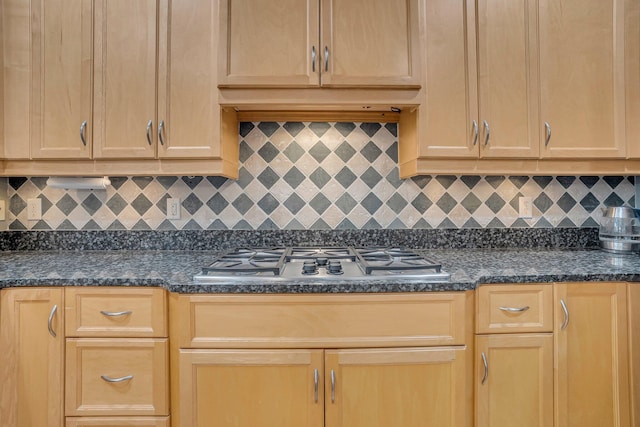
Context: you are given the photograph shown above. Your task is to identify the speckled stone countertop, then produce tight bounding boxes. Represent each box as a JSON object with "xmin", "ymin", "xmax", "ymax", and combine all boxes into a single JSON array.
[{"xmin": 1, "ymin": 248, "xmax": 640, "ymax": 293}]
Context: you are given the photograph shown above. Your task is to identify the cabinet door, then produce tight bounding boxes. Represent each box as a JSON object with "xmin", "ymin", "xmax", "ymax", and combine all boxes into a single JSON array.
[
  {"xmin": 477, "ymin": 0, "xmax": 539, "ymax": 158},
  {"xmin": 555, "ymin": 282, "xmax": 631, "ymax": 427},
  {"xmin": 218, "ymin": 0, "xmax": 320, "ymax": 87},
  {"xmin": 416, "ymin": 0, "xmax": 479, "ymax": 158},
  {"xmin": 324, "ymin": 347, "xmax": 467, "ymax": 427},
  {"xmin": 92, "ymin": 0, "xmax": 157, "ymax": 159},
  {"xmin": 157, "ymin": 0, "xmax": 222, "ymax": 158},
  {"xmin": 0, "ymin": 288, "xmax": 64, "ymax": 427},
  {"xmin": 476, "ymin": 334, "xmax": 553, "ymax": 427},
  {"xmin": 320, "ymin": 0, "xmax": 421, "ymax": 87},
  {"xmin": 539, "ymin": 0, "xmax": 626, "ymax": 158},
  {"xmin": 31, "ymin": 0, "xmax": 93, "ymax": 159},
  {"xmin": 178, "ymin": 349, "xmax": 324, "ymax": 427}
]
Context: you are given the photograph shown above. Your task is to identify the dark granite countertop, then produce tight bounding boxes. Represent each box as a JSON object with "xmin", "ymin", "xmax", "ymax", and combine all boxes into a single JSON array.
[{"xmin": 1, "ymin": 248, "xmax": 640, "ymax": 293}]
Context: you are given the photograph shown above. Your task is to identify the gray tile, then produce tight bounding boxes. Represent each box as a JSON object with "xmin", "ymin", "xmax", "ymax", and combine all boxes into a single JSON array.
[
  {"xmin": 361, "ymin": 193, "xmax": 382, "ymax": 214},
  {"xmin": 156, "ymin": 194, "xmax": 170, "ymax": 214},
  {"xmin": 239, "ymin": 122, "xmax": 255, "ymax": 137},
  {"xmin": 486, "ymin": 218, "xmax": 506, "ymax": 228},
  {"xmin": 335, "ymin": 141, "xmax": 357, "ymax": 162},
  {"xmin": 557, "ymin": 193, "xmax": 577, "ymax": 213},
  {"xmin": 335, "ymin": 122, "xmax": 356, "ymax": 137},
  {"xmin": 384, "ymin": 123, "xmax": 397, "ymax": 137},
  {"xmin": 257, "ymin": 141, "xmax": 279, "ymax": 162},
  {"xmin": 359, "ymin": 123, "xmax": 382, "ymax": 137},
  {"xmin": 257, "ymin": 167, "xmax": 280, "ymax": 189},
  {"xmin": 183, "ymin": 219, "xmax": 203, "ymax": 230},
  {"xmin": 579, "ymin": 176, "xmax": 599, "ymax": 188},
  {"xmin": 81, "ymin": 194, "xmax": 103, "ymax": 215},
  {"xmin": 182, "ymin": 176, "xmax": 203, "ymax": 189},
  {"xmin": 239, "ymin": 140, "xmax": 255, "ymax": 163},
  {"xmin": 461, "ymin": 193, "xmax": 482, "ymax": 214},
  {"xmin": 511, "ymin": 218, "xmax": 530, "ymax": 227},
  {"xmin": 411, "ymin": 193, "xmax": 432, "ymax": 214},
  {"xmin": 558, "ymin": 218, "xmax": 578, "ymax": 227},
  {"xmin": 309, "ymin": 194, "xmax": 331, "ymax": 214},
  {"xmin": 361, "ymin": 141, "xmax": 383, "ymax": 163},
  {"xmin": 257, "ymin": 194, "xmax": 279, "ymax": 214},
  {"xmin": 132, "ymin": 176, "xmax": 153, "ymax": 189},
  {"xmin": 81, "ymin": 219, "xmax": 101, "ymax": 230},
  {"xmin": 603, "ymin": 176, "xmax": 625, "ymax": 189},
  {"xmin": 32, "ymin": 220, "xmax": 51, "ymax": 230},
  {"xmin": 130, "ymin": 194, "xmax": 153, "ymax": 216},
  {"xmin": 581, "ymin": 217, "xmax": 599, "ymax": 227},
  {"xmin": 107, "ymin": 220, "xmax": 126, "ymax": 230},
  {"xmin": 485, "ymin": 176, "xmax": 506, "ymax": 189},
  {"xmin": 40, "ymin": 196, "xmax": 53, "ymax": 215},
  {"xmin": 283, "ymin": 122, "xmax": 305, "ymax": 137},
  {"xmin": 236, "ymin": 167, "xmax": 254, "ymax": 189},
  {"xmin": 206, "ymin": 193, "xmax": 229, "ymax": 215},
  {"xmin": 412, "ymin": 176, "xmax": 431, "ymax": 189},
  {"xmin": 413, "ymin": 218, "xmax": 431, "ymax": 229},
  {"xmin": 556, "ymin": 176, "xmax": 576, "ymax": 188},
  {"xmin": 309, "ymin": 122, "xmax": 331, "ymax": 137},
  {"xmin": 436, "ymin": 193, "xmax": 457, "ymax": 214},
  {"xmin": 336, "ymin": 193, "xmax": 358, "ymax": 214},
  {"xmin": 360, "ymin": 167, "xmax": 382, "ymax": 189},
  {"xmin": 385, "ymin": 142, "xmax": 398, "ymax": 163},
  {"xmin": 257, "ymin": 122, "xmax": 280, "ymax": 137},
  {"xmin": 206, "ymin": 176, "xmax": 229, "ymax": 189},
  {"xmin": 308, "ymin": 141, "xmax": 331, "ymax": 162},
  {"xmin": 603, "ymin": 193, "xmax": 624, "ymax": 207},
  {"xmin": 461, "ymin": 176, "xmax": 481, "ymax": 189},
  {"xmin": 284, "ymin": 193, "xmax": 306, "ymax": 214},
  {"xmin": 579, "ymin": 193, "xmax": 599, "ymax": 212},
  {"xmin": 362, "ymin": 218, "xmax": 382, "ymax": 229},
  {"xmin": 336, "ymin": 218, "xmax": 357, "ymax": 229},
  {"xmin": 385, "ymin": 169, "xmax": 403, "ymax": 189},
  {"xmin": 283, "ymin": 141, "xmax": 305, "ymax": 163},
  {"xmin": 436, "ymin": 175, "xmax": 457, "ymax": 189},
  {"xmin": 533, "ymin": 176, "xmax": 553, "ymax": 189},
  {"xmin": 533, "ymin": 217, "xmax": 553, "ymax": 228},
  {"xmin": 258, "ymin": 218, "xmax": 279, "ymax": 230},
  {"xmin": 182, "ymin": 194, "xmax": 204, "ymax": 215},
  {"xmin": 106, "ymin": 194, "xmax": 127, "ymax": 215},
  {"xmin": 335, "ymin": 167, "xmax": 357, "ymax": 189},
  {"xmin": 309, "ymin": 168, "xmax": 331, "ymax": 189},
  {"xmin": 388, "ymin": 218, "xmax": 407, "ymax": 229},
  {"xmin": 282, "ymin": 167, "xmax": 306, "ymax": 189},
  {"xmin": 437, "ymin": 218, "xmax": 457, "ymax": 228},
  {"xmin": 485, "ymin": 193, "xmax": 506, "ymax": 214},
  {"xmin": 10, "ymin": 195, "xmax": 26, "ymax": 215},
  {"xmin": 132, "ymin": 219, "xmax": 152, "ymax": 230},
  {"xmin": 386, "ymin": 193, "xmax": 408, "ymax": 214},
  {"xmin": 157, "ymin": 219, "xmax": 178, "ymax": 230},
  {"xmin": 207, "ymin": 219, "xmax": 228, "ymax": 230},
  {"xmin": 284, "ymin": 218, "xmax": 305, "ymax": 229},
  {"xmin": 462, "ymin": 218, "xmax": 482, "ymax": 228},
  {"xmin": 233, "ymin": 219, "xmax": 252, "ymax": 229},
  {"xmin": 9, "ymin": 220, "xmax": 26, "ymax": 230},
  {"xmin": 109, "ymin": 177, "xmax": 128, "ymax": 190},
  {"xmin": 508, "ymin": 176, "xmax": 529, "ymax": 189},
  {"xmin": 232, "ymin": 194, "xmax": 254, "ymax": 215},
  {"xmin": 32, "ymin": 177, "xmax": 48, "ymax": 190},
  {"xmin": 157, "ymin": 176, "xmax": 179, "ymax": 189},
  {"xmin": 9, "ymin": 177, "xmax": 28, "ymax": 190},
  {"xmin": 534, "ymin": 193, "xmax": 554, "ymax": 213},
  {"xmin": 311, "ymin": 218, "xmax": 332, "ymax": 229}
]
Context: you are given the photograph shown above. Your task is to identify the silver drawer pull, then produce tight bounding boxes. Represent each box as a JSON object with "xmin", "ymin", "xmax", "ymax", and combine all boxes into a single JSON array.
[
  {"xmin": 313, "ymin": 369, "xmax": 319, "ymax": 403},
  {"xmin": 330, "ymin": 370, "xmax": 336, "ymax": 403},
  {"xmin": 48, "ymin": 305, "xmax": 58, "ymax": 337},
  {"xmin": 101, "ymin": 374, "xmax": 134, "ymax": 383},
  {"xmin": 481, "ymin": 352, "xmax": 488, "ymax": 385},
  {"xmin": 100, "ymin": 310, "xmax": 133, "ymax": 317},
  {"xmin": 498, "ymin": 306, "xmax": 530, "ymax": 313}
]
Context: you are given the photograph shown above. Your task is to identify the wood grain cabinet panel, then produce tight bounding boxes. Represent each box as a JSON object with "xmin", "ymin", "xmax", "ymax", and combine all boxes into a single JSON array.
[{"xmin": 66, "ymin": 417, "xmax": 170, "ymax": 427}]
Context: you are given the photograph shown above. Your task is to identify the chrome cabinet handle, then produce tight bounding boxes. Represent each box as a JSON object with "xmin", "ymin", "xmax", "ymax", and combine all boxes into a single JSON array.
[
  {"xmin": 330, "ymin": 370, "xmax": 336, "ymax": 403},
  {"xmin": 80, "ymin": 121, "xmax": 88, "ymax": 146},
  {"xmin": 48, "ymin": 305, "xmax": 58, "ymax": 338},
  {"xmin": 472, "ymin": 120, "xmax": 479, "ymax": 146},
  {"xmin": 101, "ymin": 374, "xmax": 134, "ymax": 383},
  {"xmin": 158, "ymin": 120, "xmax": 165, "ymax": 146},
  {"xmin": 499, "ymin": 306, "xmax": 530, "ymax": 313},
  {"xmin": 324, "ymin": 46, "xmax": 329, "ymax": 72},
  {"xmin": 481, "ymin": 352, "xmax": 488, "ymax": 385},
  {"xmin": 313, "ymin": 369, "xmax": 319, "ymax": 402},
  {"xmin": 311, "ymin": 46, "xmax": 316, "ymax": 72},
  {"xmin": 100, "ymin": 310, "xmax": 132, "ymax": 317},
  {"xmin": 560, "ymin": 299, "xmax": 569, "ymax": 330},
  {"xmin": 544, "ymin": 122, "xmax": 551, "ymax": 146},
  {"xmin": 483, "ymin": 120, "xmax": 490, "ymax": 145},
  {"xmin": 146, "ymin": 119, "xmax": 153, "ymax": 145}
]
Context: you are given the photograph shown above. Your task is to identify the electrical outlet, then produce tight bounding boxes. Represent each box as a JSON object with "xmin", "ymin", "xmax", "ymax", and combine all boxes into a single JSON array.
[
  {"xmin": 0, "ymin": 200, "xmax": 5, "ymax": 221},
  {"xmin": 518, "ymin": 196, "xmax": 533, "ymax": 218},
  {"xmin": 27, "ymin": 198, "xmax": 42, "ymax": 220},
  {"xmin": 167, "ymin": 198, "xmax": 181, "ymax": 220}
]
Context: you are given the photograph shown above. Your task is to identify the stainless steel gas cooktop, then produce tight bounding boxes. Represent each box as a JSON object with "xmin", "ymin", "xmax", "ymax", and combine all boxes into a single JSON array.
[{"xmin": 193, "ymin": 247, "xmax": 450, "ymax": 284}]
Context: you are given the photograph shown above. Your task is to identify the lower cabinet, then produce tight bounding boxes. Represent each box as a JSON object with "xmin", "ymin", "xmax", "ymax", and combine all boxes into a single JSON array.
[{"xmin": 170, "ymin": 292, "xmax": 473, "ymax": 427}]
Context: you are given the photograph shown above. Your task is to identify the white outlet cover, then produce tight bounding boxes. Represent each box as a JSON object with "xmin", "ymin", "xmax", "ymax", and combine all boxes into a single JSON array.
[
  {"xmin": 167, "ymin": 198, "xmax": 181, "ymax": 220},
  {"xmin": 27, "ymin": 198, "xmax": 42, "ymax": 220}
]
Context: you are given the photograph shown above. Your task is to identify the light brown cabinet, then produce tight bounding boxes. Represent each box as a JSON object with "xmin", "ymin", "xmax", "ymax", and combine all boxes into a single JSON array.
[
  {"xmin": 218, "ymin": 0, "xmax": 421, "ymax": 88},
  {"xmin": 0, "ymin": 288, "xmax": 65, "ymax": 427},
  {"xmin": 170, "ymin": 293, "xmax": 472, "ymax": 427}
]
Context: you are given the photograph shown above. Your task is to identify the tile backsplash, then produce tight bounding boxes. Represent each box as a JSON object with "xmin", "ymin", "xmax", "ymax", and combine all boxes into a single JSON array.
[{"xmin": 4, "ymin": 122, "xmax": 635, "ymax": 231}]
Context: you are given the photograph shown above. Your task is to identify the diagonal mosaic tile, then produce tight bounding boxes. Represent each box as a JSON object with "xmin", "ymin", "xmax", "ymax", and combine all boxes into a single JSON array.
[{"xmin": 3, "ymin": 122, "xmax": 637, "ymax": 230}]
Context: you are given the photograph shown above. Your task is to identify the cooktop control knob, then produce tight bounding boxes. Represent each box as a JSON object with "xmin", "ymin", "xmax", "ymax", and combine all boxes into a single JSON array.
[
  {"xmin": 302, "ymin": 260, "xmax": 318, "ymax": 275},
  {"xmin": 327, "ymin": 260, "xmax": 343, "ymax": 275}
]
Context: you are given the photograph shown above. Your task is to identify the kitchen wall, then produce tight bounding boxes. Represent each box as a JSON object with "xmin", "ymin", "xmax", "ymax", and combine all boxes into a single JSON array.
[{"xmin": 2, "ymin": 122, "xmax": 635, "ymax": 231}]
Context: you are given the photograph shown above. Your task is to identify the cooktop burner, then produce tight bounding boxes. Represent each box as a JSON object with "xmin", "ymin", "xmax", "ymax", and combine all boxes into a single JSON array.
[{"xmin": 194, "ymin": 247, "xmax": 450, "ymax": 284}]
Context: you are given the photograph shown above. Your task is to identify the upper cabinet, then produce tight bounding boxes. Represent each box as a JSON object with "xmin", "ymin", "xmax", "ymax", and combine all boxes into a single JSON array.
[
  {"xmin": 218, "ymin": 0, "xmax": 421, "ymax": 88},
  {"xmin": 1, "ymin": 0, "xmax": 239, "ymax": 177}
]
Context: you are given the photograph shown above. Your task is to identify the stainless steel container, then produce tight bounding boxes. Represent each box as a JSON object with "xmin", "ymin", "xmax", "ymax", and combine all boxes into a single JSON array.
[{"xmin": 599, "ymin": 206, "xmax": 640, "ymax": 253}]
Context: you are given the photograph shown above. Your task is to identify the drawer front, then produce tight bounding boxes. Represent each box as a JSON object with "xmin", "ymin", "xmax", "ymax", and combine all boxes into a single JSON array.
[
  {"xmin": 477, "ymin": 284, "xmax": 553, "ymax": 333},
  {"xmin": 65, "ymin": 338, "xmax": 169, "ymax": 416},
  {"xmin": 172, "ymin": 292, "xmax": 470, "ymax": 348},
  {"xmin": 66, "ymin": 417, "xmax": 170, "ymax": 426},
  {"xmin": 66, "ymin": 288, "xmax": 167, "ymax": 337}
]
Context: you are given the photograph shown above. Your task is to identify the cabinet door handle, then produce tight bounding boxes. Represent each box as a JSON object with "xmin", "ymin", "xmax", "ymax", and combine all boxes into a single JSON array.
[
  {"xmin": 158, "ymin": 120, "xmax": 165, "ymax": 146},
  {"xmin": 311, "ymin": 46, "xmax": 316, "ymax": 73},
  {"xmin": 472, "ymin": 120, "xmax": 479, "ymax": 146},
  {"xmin": 80, "ymin": 121, "xmax": 88, "ymax": 146},
  {"xmin": 481, "ymin": 352, "xmax": 488, "ymax": 385},
  {"xmin": 544, "ymin": 122, "xmax": 551, "ymax": 146},
  {"xmin": 146, "ymin": 119, "xmax": 153, "ymax": 145},
  {"xmin": 101, "ymin": 374, "xmax": 134, "ymax": 383},
  {"xmin": 48, "ymin": 304, "xmax": 58, "ymax": 338},
  {"xmin": 560, "ymin": 298, "xmax": 569, "ymax": 330},
  {"xmin": 499, "ymin": 306, "xmax": 530, "ymax": 313},
  {"xmin": 100, "ymin": 310, "xmax": 133, "ymax": 317},
  {"xmin": 330, "ymin": 369, "xmax": 336, "ymax": 403},
  {"xmin": 324, "ymin": 46, "xmax": 329, "ymax": 72},
  {"xmin": 313, "ymin": 369, "xmax": 319, "ymax": 402},
  {"xmin": 483, "ymin": 120, "xmax": 490, "ymax": 145}
]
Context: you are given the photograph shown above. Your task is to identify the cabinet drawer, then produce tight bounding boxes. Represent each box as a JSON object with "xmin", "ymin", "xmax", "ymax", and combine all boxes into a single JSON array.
[
  {"xmin": 66, "ymin": 417, "xmax": 170, "ymax": 426},
  {"xmin": 477, "ymin": 284, "xmax": 553, "ymax": 333},
  {"xmin": 172, "ymin": 292, "xmax": 470, "ymax": 348},
  {"xmin": 66, "ymin": 288, "xmax": 167, "ymax": 337},
  {"xmin": 65, "ymin": 338, "xmax": 169, "ymax": 416}
]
